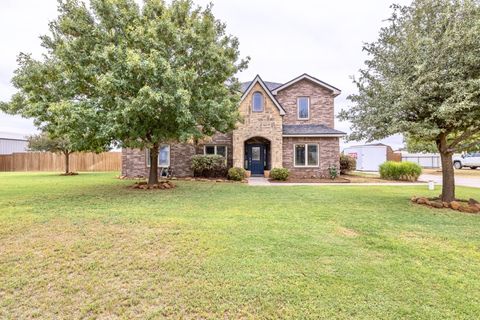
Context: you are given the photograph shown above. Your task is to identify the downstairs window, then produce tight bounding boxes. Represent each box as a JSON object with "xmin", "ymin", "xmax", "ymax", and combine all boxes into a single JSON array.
[
  {"xmin": 146, "ymin": 145, "xmax": 170, "ymax": 167},
  {"xmin": 294, "ymin": 144, "xmax": 319, "ymax": 167}
]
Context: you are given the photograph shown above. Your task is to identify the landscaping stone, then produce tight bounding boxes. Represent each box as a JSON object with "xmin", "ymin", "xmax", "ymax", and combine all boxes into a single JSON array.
[
  {"xmin": 413, "ymin": 196, "xmax": 480, "ymax": 214},
  {"xmin": 430, "ymin": 201, "xmax": 444, "ymax": 208},
  {"xmin": 450, "ymin": 201, "xmax": 461, "ymax": 210},
  {"xmin": 468, "ymin": 198, "xmax": 479, "ymax": 206},
  {"xmin": 459, "ymin": 205, "xmax": 478, "ymax": 214},
  {"xmin": 131, "ymin": 180, "xmax": 175, "ymax": 190},
  {"xmin": 416, "ymin": 197, "xmax": 428, "ymax": 204}
]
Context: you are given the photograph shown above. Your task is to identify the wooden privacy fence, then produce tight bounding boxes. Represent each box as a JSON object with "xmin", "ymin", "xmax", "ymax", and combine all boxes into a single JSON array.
[{"xmin": 0, "ymin": 152, "xmax": 121, "ymax": 172}]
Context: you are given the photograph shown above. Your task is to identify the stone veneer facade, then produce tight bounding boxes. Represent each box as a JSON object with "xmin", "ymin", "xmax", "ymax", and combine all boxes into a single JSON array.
[
  {"xmin": 232, "ymin": 82, "xmax": 283, "ymax": 169},
  {"xmin": 121, "ymin": 75, "xmax": 342, "ymax": 179}
]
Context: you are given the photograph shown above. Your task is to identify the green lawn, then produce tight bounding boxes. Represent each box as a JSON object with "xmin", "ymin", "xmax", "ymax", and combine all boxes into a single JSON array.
[{"xmin": 1, "ymin": 172, "xmax": 479, "ymax": 319}]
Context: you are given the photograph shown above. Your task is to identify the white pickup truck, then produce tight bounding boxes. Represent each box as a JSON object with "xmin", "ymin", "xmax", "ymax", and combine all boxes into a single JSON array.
[{"xmin": 453, "ymin": 153, "xmax": 480, "ymax": 169}]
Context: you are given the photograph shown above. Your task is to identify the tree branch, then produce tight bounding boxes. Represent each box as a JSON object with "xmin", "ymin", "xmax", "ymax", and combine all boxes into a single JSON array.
[
  {"xmin": 452, "ymin": 140, "xmax": 480, "ymax": 153},
  {"xmin": 447, "ymin": 128, "xmax": 480, "ymax": 149}
]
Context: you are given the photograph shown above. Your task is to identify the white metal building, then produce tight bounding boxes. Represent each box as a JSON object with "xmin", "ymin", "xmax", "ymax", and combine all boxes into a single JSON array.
[
  {"xmin": 343, "ymin": 143, "xmax": 396, "ymax": 171},
  {"xmin": 0, "ymin": 132, "xmax": 28, "ymax": 155}
]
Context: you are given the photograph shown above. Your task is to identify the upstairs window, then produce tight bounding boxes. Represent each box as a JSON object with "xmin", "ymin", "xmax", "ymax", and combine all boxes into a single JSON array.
[
  {"xmin": 252, "ymin": 92, "xmax": 264, "ymax": 112},
  {"xmin": 297, "ymin": 97, "xmax": 310, "ymax": 119}
]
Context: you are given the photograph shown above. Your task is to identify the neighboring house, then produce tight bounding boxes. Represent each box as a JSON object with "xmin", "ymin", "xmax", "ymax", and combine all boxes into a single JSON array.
[
  {"xmin": 343, "ymin": 143, "xmax": 401, "ymax": 171},
  {"xmin": 122, "ymin": 73, "xmax": 345, "ymax": 178},
  {"xmin": 0, "ymin": 132, "xmax": 28, "ymax": 155}
]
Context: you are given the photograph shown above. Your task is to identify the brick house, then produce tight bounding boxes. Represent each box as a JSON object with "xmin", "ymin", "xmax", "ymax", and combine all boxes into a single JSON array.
[{"xmin": 122, "ymin": 73, "xmax": 345, "ymax": 178}]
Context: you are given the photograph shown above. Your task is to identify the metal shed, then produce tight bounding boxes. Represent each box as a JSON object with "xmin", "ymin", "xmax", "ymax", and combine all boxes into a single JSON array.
[
  {"xmin": 0, "ymin": 132, "xmax": 28, "ymax": 155},
  {"xmin": 343, "ymin": 143, "xmax": 400, "ymax": 172}
]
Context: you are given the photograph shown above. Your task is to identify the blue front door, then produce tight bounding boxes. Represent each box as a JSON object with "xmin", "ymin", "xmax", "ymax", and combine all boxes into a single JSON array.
[{"xmin": 248, "ymin": 144, "xmax": 265, "ymax": 175}]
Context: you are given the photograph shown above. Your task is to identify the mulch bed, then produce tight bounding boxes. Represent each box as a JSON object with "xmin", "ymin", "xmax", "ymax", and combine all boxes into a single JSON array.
[
  {"xmin": 270, "ymin": 177, "xmax": 351, "ymax": 183},
  {"xmin": 412, "ymin": 196, "xmax": 480, "ymax": 214}
]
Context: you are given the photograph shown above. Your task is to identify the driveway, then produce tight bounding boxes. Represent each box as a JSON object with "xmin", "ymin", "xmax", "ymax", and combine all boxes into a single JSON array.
[{"xmin": 420, "ymin": 174, "xmax": 480, "ymax": 188}]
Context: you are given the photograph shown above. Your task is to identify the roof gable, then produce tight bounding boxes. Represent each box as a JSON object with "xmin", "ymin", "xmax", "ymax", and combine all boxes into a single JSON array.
[
  {"xmin": 271, "ymin": 73, "xmax": 341, "ymax": 96},
  {"xmin": 240, "ymin": 75, "xmax": 286, "ymax": 115}
]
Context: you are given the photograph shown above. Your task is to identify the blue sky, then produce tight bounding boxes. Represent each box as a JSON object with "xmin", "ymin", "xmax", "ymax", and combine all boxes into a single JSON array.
[{"xmin": 0, "ymin": 0, "xmax": 410, "ymax": 149}]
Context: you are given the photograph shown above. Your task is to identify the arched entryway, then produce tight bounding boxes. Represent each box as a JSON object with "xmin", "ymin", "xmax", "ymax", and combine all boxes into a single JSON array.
[{"xmin": 244, "ymin": 137, "xmax": 271, "ymax": 176}]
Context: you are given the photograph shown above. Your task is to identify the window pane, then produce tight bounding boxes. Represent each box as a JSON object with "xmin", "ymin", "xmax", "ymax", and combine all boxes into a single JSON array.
[
  {"xmin": 253, "ymin": 92, "xmax": 263, "ymax": 112},
  {"xmin": 252, "ymin": 147, "xmax": 261, "ymax": 161},
  {"xmin": 216, "ymin": 146, "xmax": 226, "ymax": 157},
  {"xmin": 159, "ymin": 145, "xmax": 169, "ymax": 166},
  {"xmin": 298, "ymin": 97, "xmax": 309, "ymax": 119},
  {"xmin": 146, "ymin": 149, "xmax": 151, "ymax": 167},
  {"xmin": 205, "ymin": 146, "xmax": 215, "ymax": 155},
  {"xmin": 307, "ymin": 144, "xmax": 318, "ymax": 166},
  {"xmin": 295, "ymin": 145, "xmax": 306, "ymax": 166}
]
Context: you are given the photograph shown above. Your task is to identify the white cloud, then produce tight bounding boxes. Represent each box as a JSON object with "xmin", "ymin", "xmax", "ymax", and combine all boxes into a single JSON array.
[{"xmin": 0, "ymin": 0, "xmax": 411, "ymax": 149}]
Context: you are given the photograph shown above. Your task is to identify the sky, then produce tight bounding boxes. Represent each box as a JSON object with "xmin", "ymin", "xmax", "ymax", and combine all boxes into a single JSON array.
[{"xmin": 0, "ymin": 0, "xmax": 410, "ymax": 149}]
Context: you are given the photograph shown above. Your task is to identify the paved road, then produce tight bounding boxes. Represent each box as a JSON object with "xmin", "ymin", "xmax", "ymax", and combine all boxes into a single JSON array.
[{"xmin": 420, "ymin": 174, "xmax": 480, "ymax": 188}]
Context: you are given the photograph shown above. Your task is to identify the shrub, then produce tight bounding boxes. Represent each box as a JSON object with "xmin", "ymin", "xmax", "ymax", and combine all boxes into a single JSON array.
[
  {"xmin": 228, "ymin": 167, "xmax": 246, "ymax": 181},
  {"xmin": 379, "ymin": 161, "xmax": 422, "ymax": 181},
  {"xmin": 191, "ymin": 155, "xmax": 227, "ymax": 178},
  {"xmin": 340, "ymin": 154, "xmax": 356, "ymax": 174},
  {"xmin": 328, "ymin": 165, "xmax": 338, "ymax": 180},
  {"xmin": 270, "ymin": 168, "xmax": 289, "ymax": 181}
]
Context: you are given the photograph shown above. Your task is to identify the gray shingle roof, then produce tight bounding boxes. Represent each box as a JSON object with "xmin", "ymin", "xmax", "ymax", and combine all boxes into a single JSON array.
[
  {"xmin": 283, "ymin": 124, "xmax": 346, "ymax": 136},
  {"xmin": 241, "ymin": 81, "xmax": 283, "ymax": 93}
]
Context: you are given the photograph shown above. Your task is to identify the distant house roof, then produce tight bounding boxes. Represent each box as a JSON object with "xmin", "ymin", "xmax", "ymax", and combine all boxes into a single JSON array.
[
  {"xmin": 346, "ymin": 143, "xmax": 391, "ymax": 148},
  {"xmin": 283, "ymin": 124, "xmax": 346, "ymax": 137}
]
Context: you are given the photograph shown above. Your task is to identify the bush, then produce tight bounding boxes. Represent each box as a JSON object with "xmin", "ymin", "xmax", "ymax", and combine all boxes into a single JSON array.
[
  {"xmin": 328, "ymin": 165, "xmax": 338, "ymax": 180},
  {"xmin": 228, "ymin": 167, "xmax": 246, "ymax": 181},
  {"xmin": 379, "ymin": 161, "xmax": 422, "ymax": 181},
  {"xmin": 191, "ymin": 155, "xmax": 227, "ymax": 178},
  {"xmin": 270, "ymin": 168, "xmax": 289, "ymax": 181},
  {"xmin": 340, "ymin": 154, "xmax": 356, "ymax": 174}
]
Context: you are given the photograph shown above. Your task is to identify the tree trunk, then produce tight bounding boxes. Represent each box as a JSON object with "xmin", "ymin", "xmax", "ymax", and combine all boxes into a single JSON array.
[
  {"xmin": 148, "ymin": 144, "xmax": 159, "ymax": 185},
  {"xmin": 64, "ymin": 151, "xmax": 70, "ymax": 174},
  {"xmin": 437, "ymin": 135, "xmax": 455, "ymax": 202}
]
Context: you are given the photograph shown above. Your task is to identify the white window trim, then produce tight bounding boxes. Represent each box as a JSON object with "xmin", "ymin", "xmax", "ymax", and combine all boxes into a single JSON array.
[
  {"xmin": 252, "ymin": 91, "xmax": 264, "ymax": 112},
  {"xmin": 146, "ymin": 144, "xmax": 170, "ymax": 167},
  {"xmin": 293, "ymin": 143, "xmax": 319, "ymax": 167},
  {"xmin": 297, "ymin": 97, "xmax": 310, "ymax": 120},
  {"xmin": 204, "ymin": 145, "xmax": 228, "ymax": 157}
]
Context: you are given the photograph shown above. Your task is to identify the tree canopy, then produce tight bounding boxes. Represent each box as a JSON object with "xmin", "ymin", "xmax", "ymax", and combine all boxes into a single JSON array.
[
  {"xmin": 27, "ymin": 132, "xmax": 76, "ymax": 173},
  {"xmin": 1, "ymin": 0, "xmax": 249, "ymax": 184},
  {"xmin": 339, "ymin": 0, "xmax": 480, "ymax": 201}
]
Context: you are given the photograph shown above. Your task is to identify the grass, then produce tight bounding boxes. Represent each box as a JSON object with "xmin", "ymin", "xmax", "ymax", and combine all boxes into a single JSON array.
[{"xmin": 1, "ymin": 172, "xmax": 480, "ymax": 319}]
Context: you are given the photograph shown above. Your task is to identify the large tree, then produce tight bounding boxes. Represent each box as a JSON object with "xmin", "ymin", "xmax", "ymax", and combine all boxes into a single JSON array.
[
  {"xmin": 1, "ymin": 0, "xmax": 248, "ymax": 185},
  {"xmin": 340, "ymin": 0, "xmax": 480, "ymax": 202}
]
